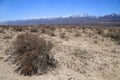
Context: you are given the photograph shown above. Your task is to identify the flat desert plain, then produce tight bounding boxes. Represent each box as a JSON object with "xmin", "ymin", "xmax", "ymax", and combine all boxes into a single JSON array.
[{"xmin": 0, "ymin": 25, "xmax": 120, "ymax": 80}]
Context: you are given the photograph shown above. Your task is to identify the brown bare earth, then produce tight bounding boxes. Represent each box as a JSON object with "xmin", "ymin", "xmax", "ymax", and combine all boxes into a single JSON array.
[{"xmin": 0, "ymin": 25, "xmax": 120, "ymax": 80}]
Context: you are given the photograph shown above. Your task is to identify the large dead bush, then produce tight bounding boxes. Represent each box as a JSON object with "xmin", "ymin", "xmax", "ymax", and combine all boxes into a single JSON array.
[{"xmin": 7, "ymin": 33, "xmax": 57, "ymax": 76}]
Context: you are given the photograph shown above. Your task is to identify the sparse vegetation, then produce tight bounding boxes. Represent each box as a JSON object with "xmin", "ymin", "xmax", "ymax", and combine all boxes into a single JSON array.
[
  {"xmin": 102, "ymin": 28, "xmax": 120, "ymax": 45},
  {"xmin": 105, "ymin": 32, "xmax": 120, "ymax": 44},
  {"xmin": 73, "ymin": 48, "xmax": 88, "ymax": 59},
  {"xmin": 3, "ymin": 35, "xmax": 12, "ymax": 39},
  {"xmin": 13, "ymin": 26, "xmax": 23, "ymax": 32},
  {"xmin": 0, "ymin": 56, "xmax": 4, "ymax": 60},
  {"xmin": 29, "ymin": 28, "xmax": 39, "ymax": 32},
  {"xmin": 75, "ymin": 32, "xmax": 81, "ymax": 37},
  {"xmin": 50, "ymin": 32, "xmax": 56, "ymax": 36},
  {"xmin": 60, "ymin": 33, "xmax": 66, "ymax": 38},
  {"xmin": 0, "ymin": 28, "xmax": 5, "ymax": 33},
  {"xmin": 0, "ymin": 25, "xmax": 120, "ymax": 80}
]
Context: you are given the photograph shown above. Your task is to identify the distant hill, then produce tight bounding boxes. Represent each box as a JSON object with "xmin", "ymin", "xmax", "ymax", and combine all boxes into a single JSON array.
[{"xmin": 1, "ymin": 13, "xmax": 120, "ymax": 26}]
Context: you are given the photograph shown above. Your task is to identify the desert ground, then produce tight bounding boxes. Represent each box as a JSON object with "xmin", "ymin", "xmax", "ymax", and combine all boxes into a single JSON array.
[{"xmin": 0, "ymin": 25, "xmax": 120, "ymax": 80}]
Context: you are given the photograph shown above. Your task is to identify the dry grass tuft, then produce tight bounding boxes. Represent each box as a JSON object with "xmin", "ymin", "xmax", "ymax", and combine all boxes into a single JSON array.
[{"xmin": 73, "ymin": 48, "xmax": 88, "ymax": 59}]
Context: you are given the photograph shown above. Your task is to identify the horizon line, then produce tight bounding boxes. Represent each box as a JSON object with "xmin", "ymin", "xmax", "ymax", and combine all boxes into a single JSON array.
[{"xmin": 1, "ymin": 13, "xmax": 120, "ymax": 22}]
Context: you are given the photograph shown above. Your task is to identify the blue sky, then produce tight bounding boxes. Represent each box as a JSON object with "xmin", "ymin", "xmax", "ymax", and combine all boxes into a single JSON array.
[{"xmin": 0, "ymin": 0, "xmax": 120, "ymax": 21}]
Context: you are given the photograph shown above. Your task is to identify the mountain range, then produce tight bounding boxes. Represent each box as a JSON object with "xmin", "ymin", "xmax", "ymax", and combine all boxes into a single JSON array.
[{"xmin": 0, "ymin": 13, "xmax": 120, "ymax": 26}]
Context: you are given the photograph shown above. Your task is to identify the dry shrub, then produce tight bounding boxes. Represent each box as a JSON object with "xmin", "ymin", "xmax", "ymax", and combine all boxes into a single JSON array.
[
  {"xmin": 60, "ymin": 33, "xmax": 66, "ymax": 38},
  {"xmin": 0, "ymin": 28, "xmax": 5, "ymax": 33},
  {"xmin": 73, "ymin": 48, "xmax": 88, "ymax": 59},
  {"xmin": 96, "ymin": 28, "xmax": 104, "ymax": 35},
  {"xmin": 13, "ymin": 26, "xmax": 23, "ymax": 32},
  {"xmin": 105, "ymin": 31, "xmax": 120, "ymax": 45},
  {"xmin": 49, "ymin": 32, "xmax": 56, "ymax": 36},
  {"xmin": 0, "ymin": 56, "xmax": 4, "ymax": 60},
  {"xmin": 49, "ymin": 27, "xmax": 56, "ymax": 31},
  {"xmin": 39, "ymin": 27, "xmax": 56, "ymax": 36},
  {"xmin": 101, "ymin": 28, "xmax": 120, "ymax": 45},
  {"xmin": 75, "ymin": 32, "xmax": 81, "ymax": 37},
  {"xmin": 41, "ymin": 28, "xmax": 45, "ymax": 33},
  {"xmin": 43, "ymin": 28, "xmax": 56, "ymax": 36},
  {"xmin": 29, "ymin": 28, "xmax": 39, "ymax": 32},
  {"xmin": 7, "ymin": 33, "xmax": 57, "ymax": 76},
  {"xmin": 3, "ymin": 35, "xmax": 12, "ymax": 39},
  {"xmin": 0, "ymin": 25, "xmax": 10, "ymax": 30}
]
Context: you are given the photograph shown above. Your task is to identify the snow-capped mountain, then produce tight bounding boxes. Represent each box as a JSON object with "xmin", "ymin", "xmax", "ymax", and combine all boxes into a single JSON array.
[{"xmin": 0, "ymin": 13, "xmax": 120, "ymax": 25}]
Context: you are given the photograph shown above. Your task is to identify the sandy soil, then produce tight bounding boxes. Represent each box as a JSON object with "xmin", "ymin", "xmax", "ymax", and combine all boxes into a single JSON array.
[{"xmin": 0, "ymin": 26, "xmax": 120, "ymax": 80}]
